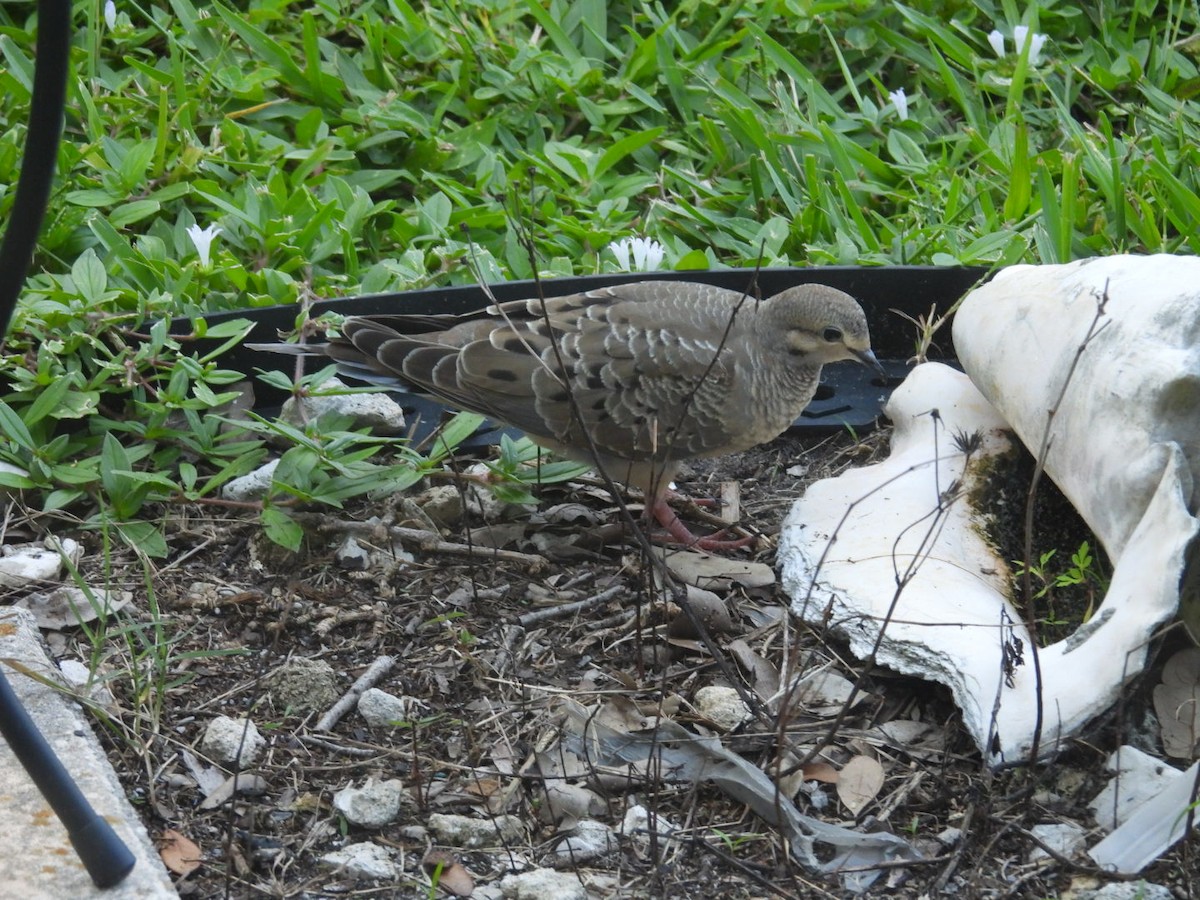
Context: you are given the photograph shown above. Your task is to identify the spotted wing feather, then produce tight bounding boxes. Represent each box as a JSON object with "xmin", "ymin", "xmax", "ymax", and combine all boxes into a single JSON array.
[{"xmin": 334, "ymin": 283, "xmax": 752, "ymax": 463}]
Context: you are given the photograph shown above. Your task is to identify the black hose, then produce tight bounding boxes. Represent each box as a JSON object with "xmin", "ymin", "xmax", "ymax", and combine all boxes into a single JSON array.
[{"xmin": 0, "ymin": 667, "xmax": 136, "ymax": 887}]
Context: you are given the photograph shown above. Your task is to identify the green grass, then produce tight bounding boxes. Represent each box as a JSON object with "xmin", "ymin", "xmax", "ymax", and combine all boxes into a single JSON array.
[{"xmin": 0, "ymin": 0, "xmax": 1198, "ymax": 546}]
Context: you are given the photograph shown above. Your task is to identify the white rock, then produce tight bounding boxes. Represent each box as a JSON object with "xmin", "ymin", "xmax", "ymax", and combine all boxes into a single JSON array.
[
  {"xmin": 548, "ymin": 819, "xmax": 612, "ymax": 865},
  {"xmin": 335, "ymin": 536, "xmax": 370, "ymax": 570},
  {"xmin": 357, "ymin": 689, "xmax": 422, "ymax": 728},
  {"xmin": 57, "ymin": 659, "xmax": 116, "ymax": 708},
  {"xmin": 415, "ymin": 486, "xmax": 465, "ymax": 527},
  {"xmin": 281, "ymin": 376, "xmax": 406, "ymax": 433},
  {"xmin": 693, "ymin": 685, "xmax": 751, "ymax": 732},
  {"xmin": 45, "ymin": 536, "xmax": 83, "ymax": 565},
  {"xmin": 1089, "ymin": 883, "xmax": 1173, "ymax": 900},
  {"xmin": 428, "ymin": 812, "xmax": 523, "ymax": 848},
  {"xmin": 321, "ymin": 841, "xmax": 398, "ymax": 880},
  {"xmin": 201, "ymin": 716, "xmax": 265, "ymax": 768},
  {"xmin": 266, "ymin": 657, "xmax": 340, "ymax": 711},
  {"xmin": 620, "ymin": 804, "xmax": 678, "ymax": 840},
  {"xmin": 397, "ymin": 824, "xmax": 427, "ymax": 842},
  {"xmin": 540, "ymin": 780, "xmax": 605, "ymax": 826},
  {"xmin": 0, "ymin": 539, "xmax": 79, "ymax": 588},
  {"xmin": 221, "ymin": 458, "xmax": 280, "ymax": 501},
  {"xmin": 500, "ymin": 868, "xmax": 587, "ymax": 900},
  {"xmin": 935, "ymin": 827, "xmax": 963, "ymax": 847},
  {"xmin": 333, "ymin": 777, "xmax": 405, "ymax": 828},
  {"xmin": 464, "ymin": 463, "xmax": 526, "ymax": 519},
  {"xmin": 1027, "ymin": 822, "xmax": 1085, "ymax": 862}
]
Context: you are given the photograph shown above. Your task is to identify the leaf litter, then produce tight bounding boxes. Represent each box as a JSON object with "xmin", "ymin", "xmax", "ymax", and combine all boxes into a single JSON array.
[{"xmin": 34, "ymin": 429, "xmax": 1200, "ymax": 897}]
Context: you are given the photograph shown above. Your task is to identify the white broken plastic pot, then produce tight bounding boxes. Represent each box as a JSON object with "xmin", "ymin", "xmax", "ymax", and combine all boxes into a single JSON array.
[{"xmin": 780, "ymin": 255, "xmax": 1200, "ymax": 766}]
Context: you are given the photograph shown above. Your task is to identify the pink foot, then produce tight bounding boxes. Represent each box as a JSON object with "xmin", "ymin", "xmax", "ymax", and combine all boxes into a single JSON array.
[{"xmin": 647, "ymin": 498, "xmax": 755, "ymax": 551}]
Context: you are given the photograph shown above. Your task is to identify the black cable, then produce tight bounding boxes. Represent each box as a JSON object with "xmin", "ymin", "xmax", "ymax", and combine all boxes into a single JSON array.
[
  {"xmin": 0, "ymin": 669, "xmax": 136, "ymax": 887},
  {"xmin": 0, "ymin": 0, "xmax": 71, "ymax": 334}
]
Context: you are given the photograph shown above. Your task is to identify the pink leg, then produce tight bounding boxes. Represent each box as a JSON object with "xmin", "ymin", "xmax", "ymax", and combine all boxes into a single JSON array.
[{"xmin": 647, "ymin": 497, "xmax": 755, "ymax": 551}]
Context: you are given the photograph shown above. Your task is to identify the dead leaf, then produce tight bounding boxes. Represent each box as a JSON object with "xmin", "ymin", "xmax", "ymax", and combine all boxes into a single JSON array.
[
  {"xmin": 867, "ymin": 720, "xmax": 946, "ymax": 760},
  {"xmin": 467, "ymin": 523, "xmax": 526, "ymax": 549},
  {"xmin": 541, "ymin": 502, "xmax": 603, "ymax": 525},
  {"xmin": 199, "ymin": 773, "xmax": 269, "ymax": 810},
  {"xmin": 595, "ymin": 697, "xmax": 653, "ymax": 733},
  {"xmin": 653, "ymin": 548, "xmax": 775, "ymax": 591},
  {"xmin": 667, "ymin": 585, "xmax": 735, "ymax": 637},
  {"xmin": 785, "ymin": 669, "xmax": 864, "ymax": 716},
  {"xmin": 1153, "ymin": 647, "xmax": 1200, "ymax": 758},
  {"xmin": 837, "ymin": 756, "xmax": 884, "ymax": 816},
  {"xmin": 423, "ymin": 849, "xmax": 474, "ymax": 897},
  {"xmin": 13, "ymin": 586, "xmax": 132, "ymax": 629},
  {"xmin": 774, "ymin": 752, "xmax": 839, "ymax": 800},
  {"xmin": 159, "ymin": 829, "xmax": 202, "ymax": 875},
  {"xmin": 728, "ymin": 639, "xmax": 780, "ymax": 702},
  {"xmin": 803, "ymin": 761, "xmax": 840, "ymax": 784},
  {"xmin": 464, "ymin": 777, "xmax": 503, "ymax": 803},
  {"xmin": 180, "ymin": 748, "xmax": 226, "ymax": 798},
  {"xmin": 743, "ymin": 604, "xmax": 786, "ymax": 629}
]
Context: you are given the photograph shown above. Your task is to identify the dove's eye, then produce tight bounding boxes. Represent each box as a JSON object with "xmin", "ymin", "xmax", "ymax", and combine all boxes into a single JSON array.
[{"xmin": 822, "ymin": 327, "xmax": 843, "ymax": 342}]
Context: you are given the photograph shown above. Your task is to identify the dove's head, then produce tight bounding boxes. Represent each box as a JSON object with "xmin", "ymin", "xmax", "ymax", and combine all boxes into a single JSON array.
[{"xmin": 765, "ymin": 284, "xmax": 882, "ymax": 374}]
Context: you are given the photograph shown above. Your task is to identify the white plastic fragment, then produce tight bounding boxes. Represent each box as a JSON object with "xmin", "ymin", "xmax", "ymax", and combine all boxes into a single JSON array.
[
  {"xmin": 1088, "ymin": 758, "xmax": 1200, "ymax": 874},
  {"xmin": 1090, "ymin": 745, "xmax": 1185, "ymax": 832}
]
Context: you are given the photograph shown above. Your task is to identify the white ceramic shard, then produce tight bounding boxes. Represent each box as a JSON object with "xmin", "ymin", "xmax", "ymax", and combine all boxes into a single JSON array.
[
  {"xmin": 781, "ymin": 256, "xmax": 1200, "ymax": 766},
  {"xmin": 780, "ymin": 363, "xmax": 1030, "ymax": 761},
  {"xmin": 952, "ymin": 255, "xmax": 1199, "ymax": 554}
]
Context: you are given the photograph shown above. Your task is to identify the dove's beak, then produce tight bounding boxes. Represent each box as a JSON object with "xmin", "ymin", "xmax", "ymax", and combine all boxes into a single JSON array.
[{"xmin": 855, "ymin": 348, "xmax": 886, "ymax": 377}]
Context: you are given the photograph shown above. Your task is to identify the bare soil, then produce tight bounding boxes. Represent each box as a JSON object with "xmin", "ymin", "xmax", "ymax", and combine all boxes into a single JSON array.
[{"xmin": 39, "ymin": 428, "xmax": 1199, "ymax": 898}]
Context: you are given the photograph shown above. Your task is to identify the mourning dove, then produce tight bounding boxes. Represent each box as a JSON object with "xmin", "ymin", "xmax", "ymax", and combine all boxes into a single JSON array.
[{"xmin": 324, "ymin": 281, "xmax": 881, "ymax": 549}]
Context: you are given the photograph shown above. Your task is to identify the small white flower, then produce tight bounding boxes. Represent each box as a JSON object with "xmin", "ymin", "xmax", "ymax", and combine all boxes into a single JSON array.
[
  {"xmin": 1031, "ymin": 34, "xmax": 1047, "ymax": 64},
  {"xmin": 888, "ymin": 88, "xmax": 908, "ymax": 122},
  {"xmin": 104, "ymin": 0, "xmax": 117, "ymax": 29},
  {"xmin": 987, "ymin": 29, "xmax": 1005, "ymax": 57},
  {"xmin": 1012, "ymin": 26, "xmax": 1047, "ymax": 65},
  {"xmin": 610, "ymin": 236, "xmax": 665, "ymax": 272},
  {"xmin": 186, "ymin": 223, "xmax": 222, "ymax": 268}
]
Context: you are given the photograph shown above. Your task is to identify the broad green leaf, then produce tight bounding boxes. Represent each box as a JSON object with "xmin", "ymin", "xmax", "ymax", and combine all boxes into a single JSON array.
[
  {"xmin": 71, "ymin": 250, "xmax": 108, "ymax": 304},
  {"xmin": 262, "ymin": 505, "xmax": 304, "ymax": 552},
  {"xmin": 117, "ymin": 521, "xmax": 168, "ymax": 558},
  {"xmin": 0, "ymin": 399, "xmax": 35, "ymax": 450}
]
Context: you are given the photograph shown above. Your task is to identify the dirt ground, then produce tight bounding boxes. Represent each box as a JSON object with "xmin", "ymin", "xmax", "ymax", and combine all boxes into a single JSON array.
[{"xmin": 52, "ymin": 427, "xmax": 1199, "ymax": 898}]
